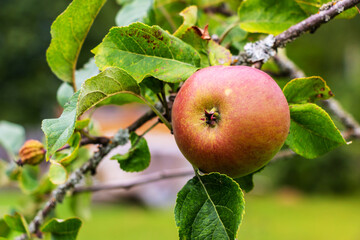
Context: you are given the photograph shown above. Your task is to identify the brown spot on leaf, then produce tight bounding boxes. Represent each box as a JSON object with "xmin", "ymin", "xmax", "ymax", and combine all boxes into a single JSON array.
[
  {"xmin": 320, "ymin": 87, "xmax": 325, "ymax": 91},
  {"xmin": 329, "ymin": 91, "xmax": 334, "ymax": 96},
  {"xmin": 316, "ymin": 93, "xmax": 323, "ymax": 98}
]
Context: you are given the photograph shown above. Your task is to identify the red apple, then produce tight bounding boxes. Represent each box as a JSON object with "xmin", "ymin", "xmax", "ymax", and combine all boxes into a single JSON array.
[{"xmin": 172, "ymin": 66, "xmax": 290, "ymax": 178}]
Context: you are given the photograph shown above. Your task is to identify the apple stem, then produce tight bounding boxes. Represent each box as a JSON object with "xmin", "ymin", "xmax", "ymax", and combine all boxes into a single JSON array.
[
  {"xmin": 137, "ymin": 96, "xmax": 173, "ymax": 132},
  {"xmin": 202, "ymin": 108, "xmax": 220, "ymax": 127}
]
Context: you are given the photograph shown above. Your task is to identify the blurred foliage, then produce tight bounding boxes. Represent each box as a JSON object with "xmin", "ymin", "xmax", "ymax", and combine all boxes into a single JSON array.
[{"xmin": 0, "ymin": 0, "xmax": 119, "ymax": 124}]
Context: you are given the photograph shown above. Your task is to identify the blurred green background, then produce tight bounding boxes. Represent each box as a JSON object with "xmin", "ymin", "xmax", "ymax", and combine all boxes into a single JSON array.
[{"xmin": 1, "ymin": 0, "xmax": 360, "ymax": 239}]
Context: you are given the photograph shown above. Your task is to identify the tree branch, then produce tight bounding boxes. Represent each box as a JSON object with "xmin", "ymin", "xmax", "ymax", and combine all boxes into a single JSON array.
[
  {"xmin": 274, "ymin": 0, "xmax": 360, "ymax": 48},
  {"xmin": 15, "ymin": 109, "xmax": 157, "ymax": 240},
  {"xmin": 73, "ymin": 167, "xmax": 194, "ymax": 194},
  {"xmin": 235, "ymin": 0, "xmax": 360, "ymax": 65}
]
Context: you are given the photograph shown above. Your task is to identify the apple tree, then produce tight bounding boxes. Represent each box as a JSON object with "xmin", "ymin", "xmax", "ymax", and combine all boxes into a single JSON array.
[{"xmin": 0, "ymin": 0, "xmax": 360, "ymax": 239}]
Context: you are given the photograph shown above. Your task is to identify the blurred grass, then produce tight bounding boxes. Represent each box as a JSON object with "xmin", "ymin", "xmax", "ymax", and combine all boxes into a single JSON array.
[{"xmin": 1, "ymin": 190, "xmax": 359, "ymax": 240}]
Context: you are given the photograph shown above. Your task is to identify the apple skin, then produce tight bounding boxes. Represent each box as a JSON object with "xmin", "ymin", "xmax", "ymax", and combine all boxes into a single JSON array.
[{"xmin": 172, "ymin": 65, "xmax": 290, "ymax": 178}]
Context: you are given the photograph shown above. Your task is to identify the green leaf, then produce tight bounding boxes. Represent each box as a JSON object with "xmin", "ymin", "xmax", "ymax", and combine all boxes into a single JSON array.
[
  {"xmin": 115, "ymin": 0, "xmax": 155, "ymax": 27},
  {"xmin": 5, "ymin": 163, "xmax": 21, "ymax": 181},
  {"xmin": 77, "ymin": 67, "xmax": 141, "ymax": 115},
  {"xmin": 75, "ymin": 58, "xmax": 99, "ymax": 89},
  {"xmin": 286, "ymin": 103, "xmax": 347, "ymax": 159},
  {"xmin": 46, "ymin": 0, "xmax": 106, "ymax": 83},
  {"xmin": 0, "ymin": 121, "xmax": 25, "ymax": 156},
  {"xmin": 175, "ymin": 173, "xmax": 245, "ymax": 240},
  {"xmin": 42, "ymin": 91, "xmax": 80, "ymax": 160},
  {"xmin": 57, "ymin": 83, "xmax": 74, "ymax": 108},
  {"xmin": 0, "ymin": 219, "xmax": 10, "ymax": 237},
  {"xmin": 49, "ymin": 161, "xmax": 68, "ymax": 185},
  {"xmin": 173, "ymin": 6, "xmax": 198, "ymax": 38},
  {"xmin": 283, "ymin": 76, "xmax": 333, "ymax": 104},
  {"xmin": 181, "ymin": 27, "xmax": 232, "ymax": 67},
  {"xmin": 43, "ymin": 67, "xmax": 142, "ymax": 160},
  {"xmin": 42, "ymin": 218, "xmax": 82, "ymax": 240},
  {"xmin": 295, "ymin": 0, "xmax": 358, "ymax": 19},
  {"xmin": 233, "ymin": 167, "xmax": 264, "ymax": 193},
  {"xmin": 111, "ymin": 132, "xmax": 150, "ymax": 172},
  {"xmin": 75, "ymin": 119, "xmax": 90, "ymax": 131},
  {"xmin": 93, "ymin": 22, "xmax": 200, "ymax": 83},
  {"xmin": 208, "ymin": 40, "xmax": 232, "ymax": 66},
  {"xmin": 3, "ymin": 213, "xmax": 29, "ymax": 237},
  {"xmin": 19, "ymin": 166, "xmax": 39, "ymax": 193},
  {"xmin": 59, "ymin": 132, "xmax": 81, "ymax": 166},
  {"xmin": 234, "ymin": 173, "xmax": 254, "ymax": 193},
  {"xmin": 238, "ymin": 0, "xmax": 307, "ymax": 35}
]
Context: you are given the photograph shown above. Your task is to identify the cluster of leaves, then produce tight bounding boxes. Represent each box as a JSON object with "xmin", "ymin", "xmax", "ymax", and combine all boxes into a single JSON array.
[{"xmin": 0, "ymin": 0, "xmax": 358, "ymax": 239}]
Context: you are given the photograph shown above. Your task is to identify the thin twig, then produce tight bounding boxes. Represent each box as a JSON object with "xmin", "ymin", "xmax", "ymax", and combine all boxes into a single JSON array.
[
  {"xmin": 58, "ymin": 136, "xmax": 110, "ymax": 151},
  {"xmin": 272, "ymin": 149, "xmax": 296, "ymax": 162},
  {"xmin": 73, "ymin": 167, "xmax": 194, "ymax": 194},
  {"xmin": 274, "ymin": 0, "xmax": 360, "ymax": 48}
]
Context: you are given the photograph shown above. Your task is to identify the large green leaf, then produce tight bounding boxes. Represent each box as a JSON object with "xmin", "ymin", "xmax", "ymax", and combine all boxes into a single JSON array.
[
  {"xmin": 286, "ymin": 103, "xmax": 347, "ymax": 159},
  {"xmin": 238, "ymin": 0, "xmax": 308, "ymax": 35},
  {"xmin": 46, "ymin": 0, "xmax": 106, "ymax": 83},
  {"xmin": 93, "ymin": 22, "xmax": 201, "ymax": 83},
  {"xmin": 0, "ymin": 121, "xmax": 25, "ymax": 155},
  {"xmin": 173, "ymin": 6, "xmax": 198, "ymax": 38},
  {"xmin": 115, "ymin": 0, "xmax": 155, "ymax": 27},
  {"xmin": 175, "ymin": 173, "xmax": 245, "ymax": 240},
  {"xmin": 283, "ymin": 76, "xmax": 333, "ymax": 104},
  {"xmin": 111, "ymin": 132, "xmax": 150, "ymax": 172},
  {"xmin": 43, "ymin": 67, "xmax": 141, "ymax": 159},
  {"xmin": 42, "ymin": 91, "xmax": 80, "ymax": 160},
  {"xmin": 3, "ymin": 213, "xmax": 29, "ymax": 237},
  {"xmin": 42, "ymin": 218, "xmax": 82, "ymax": 240},
  {"xmin": 295, "ymin": 0, "xmax": 358, "ymax": 18}
]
